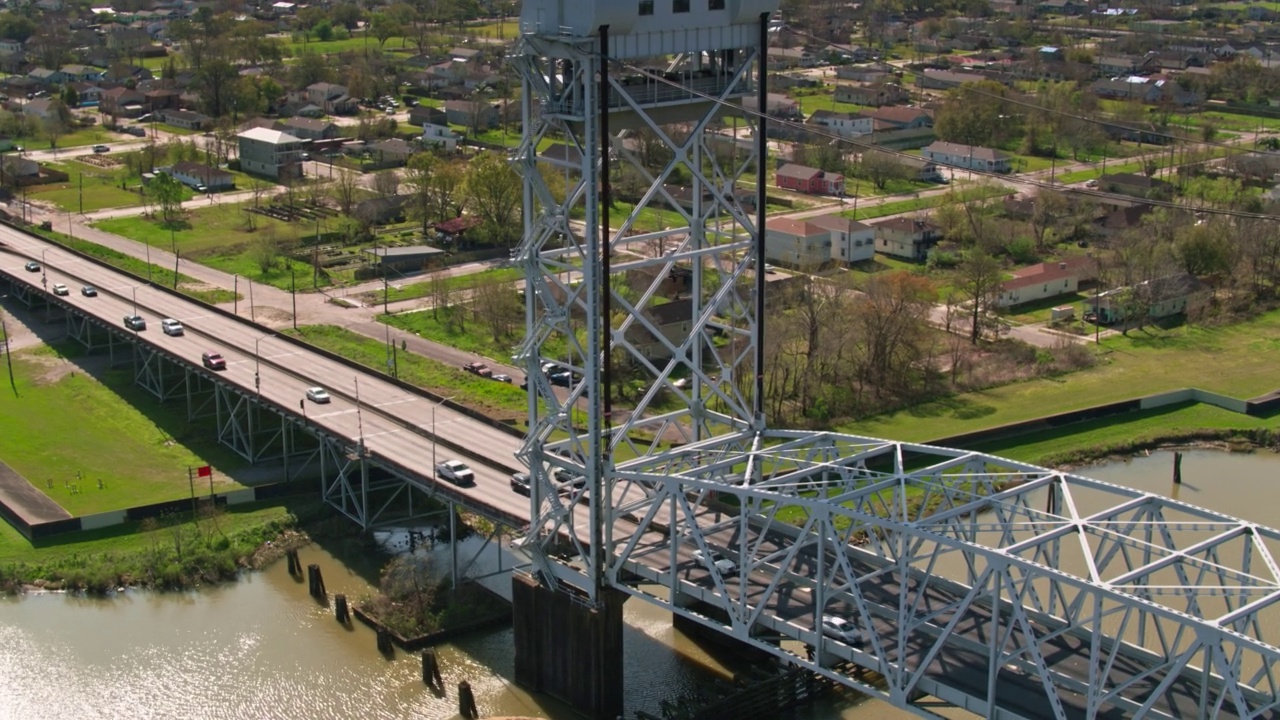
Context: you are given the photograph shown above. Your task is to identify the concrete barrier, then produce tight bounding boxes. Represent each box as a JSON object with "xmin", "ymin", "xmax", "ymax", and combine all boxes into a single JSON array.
[{"xmin": 80, "ymin": 509, "xmax": 128, "ymax": 531}]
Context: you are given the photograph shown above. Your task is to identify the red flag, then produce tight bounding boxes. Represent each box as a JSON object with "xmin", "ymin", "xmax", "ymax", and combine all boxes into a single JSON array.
[{"xmin": 196, "ymin": 465, "xmax": 212, "ymax": 478}]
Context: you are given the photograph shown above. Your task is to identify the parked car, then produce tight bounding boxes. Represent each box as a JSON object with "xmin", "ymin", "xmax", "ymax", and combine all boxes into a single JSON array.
[
  {"xmin": 201, "ymin": 351, "xmax": 226, "ymax": 370},
  {"xmin": 123, "ymin": 315, "xmax": 146, "ymax": 331},
  {"xmin": 51, "ymin": 283, "xmax": 68, "ymax": 296},
  {"xmin": 436, "ymin": 459, "xmax": 476, "ymax": 487},
  {"xmin": 491, "ymin": 373, "xmax": 512, "ymax": 383},
  {"xmin": 691, "ymin": 548, "xmax": 737, "ymax": 574},
  {"xmin": 549, "ymin": 370, "xmax": 574, "ymax": 387},
  {"xmin": 306, "ymin": 387, "xmax": 331, "ymax": 404},
  {"xmin": 510, "ymin": 472, "xmax": 531, "ymax": 495},
  {"xmin": 23, "ymin": 261, "xmax": 39, "ymax": 272},
  {"xmin": 462, "ymin": 361, "xmax": 493, "ymax": 378},
  {"xmin": 92, "ymin": 145, "xmax": 109, "ymax": 153},
  {"xmin": 81, "ymin": 285, "xmax": 97, "ymax": 297},
  {"xmin": 1085, "ymin": 179, "xmax": 1098, "ymax": 188},
  {"xmin": 160, "ymin": 318, "xmax": 184, "ymax": 336}
]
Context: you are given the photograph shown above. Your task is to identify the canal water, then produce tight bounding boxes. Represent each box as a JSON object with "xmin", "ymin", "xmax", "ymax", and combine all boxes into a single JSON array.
[{"xmin": 0, "ymin": 449, "xmax": 1275, "ymax": 719}]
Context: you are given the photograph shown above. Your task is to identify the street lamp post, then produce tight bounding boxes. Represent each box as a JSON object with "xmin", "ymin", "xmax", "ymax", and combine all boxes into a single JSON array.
[
  {"xmin": 430, "ymin": 396, "xmax": 455, "ymax": 475},
  {"xmin": 290, "ymin": 269, "xmax": 297, "ymax": 330},
  {"xmin": 254, "ymin": 336, "xmax": 265, "ymax": 399},
  {"xmin": 0, "ymin": 296, "xmax": 15, "ymax": 396},
  {"xmin": 39, "ymin": 248, "xmax": 48, "ymax": 290},
  {"xmin": 233, "ymin": 274, "xmax": 239, "ymax": 315},
  {"xmin": 131, "ymin": 286, "xmax": 139, "ymax": 322}
]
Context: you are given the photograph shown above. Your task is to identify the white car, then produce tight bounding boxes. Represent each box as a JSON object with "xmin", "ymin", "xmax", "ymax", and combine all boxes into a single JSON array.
[
  {"xmin": 435, "ymin": 459, "xmax": 476, "ymax": 487},
  {"xmin": 821, "ymin": 615, "xmax": 858, "ymax": 643},
  {"xmin": 160, "ymin": 318, "xmax": 184, "ymax": 336},
  {"xmin": 51, "ymin": 283, "xmax": 68, "ymax": 296},
  {"xmin": 305, "ymin": 387, "xmax": 331, "ymax": 404},
  {"xmin": 692, "ymin": 548, "xmax": 737, "ymax": 574}
]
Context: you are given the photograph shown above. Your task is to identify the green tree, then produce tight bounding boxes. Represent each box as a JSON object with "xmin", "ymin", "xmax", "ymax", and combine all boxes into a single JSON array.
[
  {"xmin": 312, "ymin": 19, "xmax": 334, "ymax": 42},
  {"xmin": 465, "ymin": 151, "xmax": 522, "ymax": 246},
  {"xmin": 148, "ymin": 173, "xmax": 185, "ymax": 224},
  {"xmin": 403, "ymin": 152, "xmax": 435, "ymax": 235},
  {"xmin": 957, "ymin": 249, "xmax": 1002, "ymax": 344}
]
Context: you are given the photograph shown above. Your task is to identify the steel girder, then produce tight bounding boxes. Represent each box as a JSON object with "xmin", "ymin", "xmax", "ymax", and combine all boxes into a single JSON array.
[
  {"xmin": 64, "ymin": 312, "xmax": 109, "ymax": 352},
  {"xmin": 132, "ymin": 344, "xmax": 190, "ymax": 403},
  {"xmin": 598, "ymin": 430, "xmax": 1280, "ymax": 719},
  {"xmin": 511, "ymin": 26, "xmax": 767, "ymax": 603}
]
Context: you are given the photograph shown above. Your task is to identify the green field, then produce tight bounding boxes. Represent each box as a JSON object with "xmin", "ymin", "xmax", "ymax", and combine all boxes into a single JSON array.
[
  {"xmin": 0, "ymin": 348, "xmax": 250, "ymax": 517},
  {"xmin": 844, "ymin": 307, "xmax": 1280, "ymax": 443},
  {"xmin": 92, "ymin": 202, "xmax": 321, "ymax": 291},
  {"xmin": 364, "ymin": 266, "xmax": 524, "ymax": 305}
]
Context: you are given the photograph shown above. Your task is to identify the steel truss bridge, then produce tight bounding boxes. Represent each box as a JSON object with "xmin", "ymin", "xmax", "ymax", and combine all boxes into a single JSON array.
[{"xmin": 506, "ymin": 2, "xmax": 1280, "ymax": 717}]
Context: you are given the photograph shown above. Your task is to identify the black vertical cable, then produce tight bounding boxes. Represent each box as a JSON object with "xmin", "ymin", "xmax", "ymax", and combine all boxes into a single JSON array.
[
  {"xmin": 754, "ymin": 13, "xmax": 768, "ymax": 423},
  {"xmin": 600, "ymin": 26, "xmax": 612, "ymax": 429}
]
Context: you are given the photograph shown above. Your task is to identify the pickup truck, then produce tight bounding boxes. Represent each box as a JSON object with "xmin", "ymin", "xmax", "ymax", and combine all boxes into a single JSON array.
[{"xmin": 461, "ymin": 361, "xmax": 492, "ymax": 378}]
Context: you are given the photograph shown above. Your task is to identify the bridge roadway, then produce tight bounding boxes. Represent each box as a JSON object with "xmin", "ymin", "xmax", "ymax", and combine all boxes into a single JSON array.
[{"xmin": 0, "ymin": 228, "xmax": 534, "ymax": 525}]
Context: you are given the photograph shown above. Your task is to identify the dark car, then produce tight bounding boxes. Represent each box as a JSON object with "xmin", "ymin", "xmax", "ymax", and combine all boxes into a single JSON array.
[
  {"xmin": 123, "ymin": 315, "xmax": 146, "ymax": 331},
  {"xmin": 549, "ymin": 370, "xmax": 574, "ymax": 387},
  {"xmin": 201, "ymin": 352, "xmax": 226, "ymax": 370},
  {"xmin": 24, "ymin": 261, "xmax": 39, "ymax": 272},
  {"xmin": 510, "ymin": 472, "xmax": 531, "ymax": 495},
  {"xmin": 81, "ymin": 285, "xmax": 98, "ymax": 297}
]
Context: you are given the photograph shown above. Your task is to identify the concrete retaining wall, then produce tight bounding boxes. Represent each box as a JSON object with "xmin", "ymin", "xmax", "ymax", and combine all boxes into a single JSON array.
[{"xmin": 81, "ymin": 509, "xmax": 128, "ymax": 531}]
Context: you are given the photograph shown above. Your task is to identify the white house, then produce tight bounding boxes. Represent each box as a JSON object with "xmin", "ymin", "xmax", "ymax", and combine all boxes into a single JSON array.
[
  {"xmin": 809, "ymin": 213, "xmax": 875, "ymax": 264},
  {"xmin": 807, "ymin": 109, "xmax": 874, "ymax": 138},
  {"xmin": 921, "ymin": 141, "xmax": 1012, "ymax": 174},
  {"xmin": 997, "ymin": 257, "xmax": 1096, "ymax": 308},
  {"xmin": 422, "ymin": 123, "xmax": 460, "ymax": 152},
  {"xmin": 236, "ymin": 127, "xmax": 305, "ymax": 179}
]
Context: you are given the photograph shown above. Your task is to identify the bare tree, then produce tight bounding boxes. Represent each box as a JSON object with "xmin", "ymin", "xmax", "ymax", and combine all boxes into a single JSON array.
[
  {"xmin": 471, "ymin": 272, "xmax": 522, "ymax": 343},
  {"xmin": 330, "ymin": 170, "xmax": 360, "ymax": 214},
  {"xmin": 957, "ymin": 249, "xmax": 1003, "ymax": 344},
  {"xmin": 251, "ymin": 225, "xmax": 281, "ymax": 274},
  {"xmin": 372, "ymin": 169, "xmax": 401, "ymax": 198}
]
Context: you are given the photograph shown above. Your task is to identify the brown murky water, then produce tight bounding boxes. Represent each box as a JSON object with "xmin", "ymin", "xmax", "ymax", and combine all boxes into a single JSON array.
[{"xmin": 0, "ymin": 450, "xmax": 1273, "ymax": 719}]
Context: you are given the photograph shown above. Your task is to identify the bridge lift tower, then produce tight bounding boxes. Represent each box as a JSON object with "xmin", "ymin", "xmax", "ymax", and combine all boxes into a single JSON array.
[{"xmin": 510, "ymin": 0, "xmax": 778, "ymax": 714}]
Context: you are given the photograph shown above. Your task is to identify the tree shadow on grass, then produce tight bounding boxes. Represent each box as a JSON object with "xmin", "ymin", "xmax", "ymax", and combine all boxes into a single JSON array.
[{"xmin": 904, "ymin": 394, "xmax": 998, "ymax": 421}]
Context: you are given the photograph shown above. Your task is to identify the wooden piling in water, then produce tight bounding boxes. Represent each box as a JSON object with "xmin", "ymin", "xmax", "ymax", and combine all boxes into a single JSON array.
[
  {"xmin": 376, "ymin": 628, "xmax": 394, "ymax": 655},
  {"xmin": 1173, "ymin": 451, "xmax": 1183, "ymax": 485},
  {"xmin": 307, "ymin": 564, "xmax": 326, "ymax": 599},
  {"xmin": 458, "ymin": 680, "xmax": 478, "ymax": 719},
  {"xmin": 286, "ymin": 549, "xmax": 300, "ymax": 575},
  {"xmin": 422, "ymin": 650, "xmax": 444, "ymax": 689},
  {"xmin": 334, "ymin": 594, "xmax": 349, "ymax": 624}
]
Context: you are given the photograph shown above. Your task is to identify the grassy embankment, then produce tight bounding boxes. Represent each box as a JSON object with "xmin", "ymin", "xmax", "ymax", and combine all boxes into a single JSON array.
[{"xmin": 32, "ymin": 227, "xmax": 238, "ymax": 305}]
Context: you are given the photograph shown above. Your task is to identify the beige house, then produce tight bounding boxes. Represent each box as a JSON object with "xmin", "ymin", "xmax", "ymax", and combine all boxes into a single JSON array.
[
  {"xmin": 872, "ymin": 217, "xmax": 942, "ymax": 260},
  {"xmin": 764, "ymin": 217, "xmax": 835, "ymax": 269},
  {"xmin": 809, "ymin": 214, "xmax": 876, "ymax": 264},
  {"xmin": 997, "ymin": 257, "xmax": 1097, "ymax": 308},
  {"xmin": 237, "ymin": 127, "xmax": 305, "ymax": 180}
]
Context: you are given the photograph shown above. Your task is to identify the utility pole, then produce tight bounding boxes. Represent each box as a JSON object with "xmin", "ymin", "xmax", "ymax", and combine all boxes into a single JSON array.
[
  {"xmin": 0, "ymin": 298, "xmax": 15, "ymax": 396},
  {"xmin": 290, "ymin": 269, "xmax": 297, "ymax": 329}
]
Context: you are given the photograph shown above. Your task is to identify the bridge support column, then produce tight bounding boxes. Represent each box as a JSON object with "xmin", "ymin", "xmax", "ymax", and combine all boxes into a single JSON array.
[{"xmin": 512, "ymin": 573, "xmax": 624, "ymax": 719}]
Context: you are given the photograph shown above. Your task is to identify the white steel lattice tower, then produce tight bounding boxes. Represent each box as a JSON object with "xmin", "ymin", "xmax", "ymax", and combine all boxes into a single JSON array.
[{"xmin": 511, "ymin": 0, "xmax": 779, "ymax": 602}]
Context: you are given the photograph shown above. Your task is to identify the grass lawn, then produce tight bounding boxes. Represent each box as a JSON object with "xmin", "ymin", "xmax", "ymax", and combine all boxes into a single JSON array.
[
  {"xmin": 286, "ymin": 33, "xmax": 412, "ymax": 57},
  {"xmin": 0, "ymin": 347, "xmax": 250, "ymax": 517},
  {"xmin": 363, "ymin": 266, "xmax": 523, "ymax": 305},
  {"xmin": 92, "ymin": 202, "xmax": 316, "ymax": 291},
  {"xmin": 469, "ymin": 19, "xmax": 520, "ymax": 39},
  {"xmin": 41, "ymin": 126, "xmax": 115, "ymax": 151},
  {"xmin": 33, "ymin": 228, "xmax": 239, "ymax": 304},
  {"xmin": 285, "ymin": 325, "xmax": 528, "ymax": 422},
  {"xmin": 0, "ymin": 500, "xmax": 298, "ymax": 581},
  {"xmin": 841, "ymin": 183, "xmax": 1003, "ymax": 221},
  {"xmin": 1002, "ymin": 291, "xmax": 1094, "ymax": 324},
  {"xmin": 842, "ymin": 307, "xmax": 1280, "ymax": 443},
  {"xmin": 962, "ymin": 401, "xmax": 1278, "ymax": 467},
  {"xmin": 789, "ymin": 92, "xmax": 874, "ymax": 118}
]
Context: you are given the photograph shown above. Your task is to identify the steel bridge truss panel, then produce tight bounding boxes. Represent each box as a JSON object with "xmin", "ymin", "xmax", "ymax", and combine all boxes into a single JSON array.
[
  {"xmin": 132, "ymin": 344, "xmax": 192, "ymax": 403},
  {"xmin": 64, "ymin": 312, "xmax": 110, "ymax": 352},
  {"xmin": 512, "ymin": 26, "xmax": 770, "ymax": 602},
  {"xmin": 317, "ymin": 437, "xmax": 471, "ymax": 532},
  {"xmin": 603, "ymin": 431, "xmax": 1280, "ymax": 719}
]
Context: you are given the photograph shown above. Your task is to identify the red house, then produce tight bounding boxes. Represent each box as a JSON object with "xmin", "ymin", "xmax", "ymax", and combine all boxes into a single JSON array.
[{"xmin": 775, "ymin": 163, "xmax": 845, "ymax": 196}]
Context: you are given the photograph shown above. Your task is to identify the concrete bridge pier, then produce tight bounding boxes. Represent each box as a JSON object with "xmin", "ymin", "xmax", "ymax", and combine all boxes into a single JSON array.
[{"xmin": 511, "ymin": 574, "xmax": 625, "ymax": 719}]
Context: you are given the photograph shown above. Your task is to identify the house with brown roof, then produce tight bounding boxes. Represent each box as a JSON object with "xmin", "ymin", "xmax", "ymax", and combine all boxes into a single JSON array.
[
  {"xmin": 864, "ymin": 105, "xmax": 933, "ymax": 129},
  {"xmin": 765, "ymin": 217, "xmax": 835, "ymax": 268},
  {"xmin": 872, "ymin": 217, "xmax": 942, "ymax": 260},
  {"xmin": 626, "ymin": 298, "xmax": 695, "ymax": 361},
  {"xmin": 100, "ymin": 86, "xmax": 146, "ymax": 117},
  {"xmin": 775, "ymin": 163, "xmax": 845, "ymax": 196},
  {"xmin": 1098, "ymin": 172, "xmax": 1173, "ymax": 199},
  {"xmin": 996, "ymin": 256, "xmax": 1097, "ymax": 307},
  {"xmin": 809, "ymin": 213, "xmax": 876, "ymax": 263},
  {"xmin": 277, "ymin": 117, "xmax": 339, "ymax": 141},
  {"xmin": 834, "ymin": 82, "xmax": 911, "ymax": 107}
]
